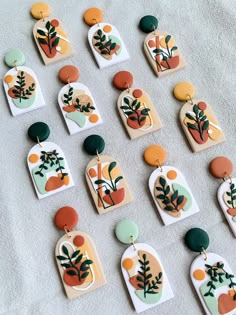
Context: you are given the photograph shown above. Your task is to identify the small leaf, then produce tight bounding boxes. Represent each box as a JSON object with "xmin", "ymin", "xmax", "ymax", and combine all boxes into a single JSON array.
[
  {"xmin": 171, "ymin": 190, "xmax": 178, "ymax": 202},
  {"xmin": 108, "ymin": 161, "xmax": 116, "ymax": 174},
  {"xmin": 94, "ymin": 179, "xmax": 107, "ymax": 185},
  {"xmin": 52, "ymin": 37, "xmax": 60, "ymax": 47},
  {"xmin": 171, "ymin": 46, "xmax": 178, "ymax": 51},
  {"xmin": 202, "ymin": 120, "xmax": 209, "ymax": 130},
  {"xmin": 81, "ymin": 271, "xmax": 89, "ymax": 279},
  {"xmin": 186, "ymin": 113, "xmax": 195, "ymax": 120},
  {"xmin": 62, "ymin": 245, "xmax": 69, "ymax": 256},
  {"xmin": 129, "ymin": 116, "xmax": 137, "ymax": 121},
  {"xmin": 159, "ymin": 177, "xmax": 166, "ymax": 187},
  {"xmin": 110, "ymin": 42, "xmax": 116, "ymax": 50},
  {"xmin": 137, "ymin": 284, "xmax": 144, "ymax": 289},
  {"xmin": 177, "ymin": 195, "xmax": 184, "ymax": 205},
  {"xmin": 101, "ymin": 35, "xmax": 106, "ymax": 42},
  {"xmin": 75, "ymin": 254, "xmax": 83, "ymax": 264},
  {"xmin": 46, "ymin": 21, "xmax": 51, "ymax": 30},
  {"xmin": 56, "ymin": 255, "xmax": 67, "ymax": 261},
  {"xmin": 38, "ymin": 37, "xmax": 47, "ymax": 45},
  {"xmin": 137, "ymin": 276, "xmax": 144, "ymax": 282},
  {"xmin": 66, "ymin": 270, "xmax": 77, "ymax": 276},
  {"xmin": 71, "ymin": 250, "xmax": 80, "ymax": 259},
  {"xmin": 153, "ymin": 48, "xmax": 163, "ymax": 54},
  {"xmin": 61, "ymin": 263, "xmax": 71, "ymax": 268},
  {"xmin": 37, "ymin": 29, "xmax": 46, "ymax": 36},
  {"xmin": 165, "ymin": 35, "xmax": 171, "ymax": 44},
  {"xmin": 164, "ymin": 206, "xmax": 175, "ymax": 211},
  {"xmin": 124, "ymin": 97, "xmax": 129, "ymax": 105},
  {"xmin": 193, "ymin": 104, "xmax": 199, "ymax": 115},
  {"xmin": 114, "ymin": 176, "xmax": 123, "ymax": 185},
  {"xmin": 187, "ymin": 123, "xmax": 198, "ymax": 130},
  {"xmin": 104, "ymin": 39, "xmax": 112, "ymax": 47},
  {"xmin": 97, "ymin": 29, "xmax": 102, "ymax": 36},
  {"xmin": 120, "ymin": 106, "xmax": 130, "ymax": 110}
]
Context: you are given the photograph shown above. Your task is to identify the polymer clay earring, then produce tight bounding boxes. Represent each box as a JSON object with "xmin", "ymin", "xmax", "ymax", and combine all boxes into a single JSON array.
[
  {"xmin": 185, "ymin": 228, "xmax": 236, "ymax": 315},
  {"xmin": 113, "ymin": 71, "xmax": 162, "ymax": 139},
  {"xmin": 209, "ymin": 156, "xmax": 236, "ymax": 237},
  {"xmin": 3, "ymin": 49, "xmax": 45, "ymax": 116},
  {"xmin": 139, "ymin": 15, "xmax": 186, "ymax": 77},
  {"xmin": 144, "ymin": 145, "xmax": 199, "ymax": 225},
  {"xmin": 173, "ymin": 82, "xmax": 225, "ymax": 152},
  {"xmin": 83, "ymin": 7, "xmax": 129, "ymax": 69},
  {"xmin": 83, "ymin": 135, "xmax": 133, "ymax": 214},
  {"xmin": 55, "ymin": 206, "xmax": 106, "ymax": 299},
  {"xmin": 31, "ymin": 2, "xmax": 73, "ymax": 65},
  {"xmin": 115, "ymin": 219, "xmax": 174, "ymax": 313},
  {"xmin": 27, "ymin": 122, "xmax": 74, "ymax": 199},
  {"xmin": 57, "ymin": 65, "xmax": 102, "ymax": 135}
]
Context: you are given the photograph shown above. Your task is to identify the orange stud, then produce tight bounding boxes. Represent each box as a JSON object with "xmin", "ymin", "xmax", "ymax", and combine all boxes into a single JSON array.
[
  {"xmin": 28, "ymin": 154, "xmax": 39, "ymax": 163},
  {"xmin": 89, "ymin": 114, "xmax": 99, "ymax": 123},
  {"xmin": 193, "ymin": 269, "xmax": 206, "ymax": 281},
  {"xmin": 103, "ymin": 25, "xmax": 112, "ymax": 33},
  {"xmin": 122, "ymin": 258, "xmax": 133, "ymax": 270},
  {"xmin": 167, "ymin": 170, "xmax": 177, "ymax": 180}
]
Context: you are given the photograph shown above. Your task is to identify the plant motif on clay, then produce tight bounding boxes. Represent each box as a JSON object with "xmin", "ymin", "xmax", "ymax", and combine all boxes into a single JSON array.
[
  {"xmin": 204, "ymin": 262, "xmax": 236, "ymax": 300},
  {"xmin": 185, "ymin": 104, "xmax": 209, "ymax": 143},
  {"xmin": 153, "ymin": 35, "xmax": 179, "ymax": 71},
  {"xmin": 35, "ymin": 150, "xmax": 68, "ymax": 180},
  {"xmin": 62, "ymin": 87, "xmax": 95, "ymax": 113},
  {"xmin": 93, "ymin": 29, "xmax": 117, "ymax": 55},
  {"xmin": 121, "ymin": 97, "xmax": 150, "ymax": 129},
  {"xmin": 57, "ymin": 245, "xmax": 93, "ymax": 285},
  {"xmin": 156, "ymin": 177, "xmax": 185, "ymax": 212},
  {"xmin": 37, "ymin": 21, "xmax": 60, "ymax": 57},
  {"xmin": 12, "ymin": 71, "xmax": 35, "ymax": 102},
  {"xmin": 136, "ymin": 254, "xmax": 162, "ymax": 298},
  {"xmin": 226, "ymin": 183, "xmax": 236, "ymax": 220}
]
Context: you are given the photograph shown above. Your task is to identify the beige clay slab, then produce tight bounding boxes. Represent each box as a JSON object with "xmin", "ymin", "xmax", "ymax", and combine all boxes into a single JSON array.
[
  {"xmin": 144, "ymin": 31, "xmax": 186, "ymax": 77},
  {"xmin": 179, "ymin": 99, "xmax": 225, "ymax": 152},
  {"xmin": 85, "ymin": 155, "xmax": 133, "ymax": 214},
  {"xmin": 33, "ymin": 17, "xmax": 73, "ymax": 65},
  {"xmin": 55, "ymin": 230, "xmax": 106, "ymax": 299},
  {"xmin": 117, "ymin": 88, "xmax": 162, "ymax": 139}
]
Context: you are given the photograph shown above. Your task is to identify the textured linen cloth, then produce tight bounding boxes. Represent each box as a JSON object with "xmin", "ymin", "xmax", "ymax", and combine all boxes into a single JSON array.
[{"xmin": 0, "ymin": 0, "xmax": 236, "ymax": 314}]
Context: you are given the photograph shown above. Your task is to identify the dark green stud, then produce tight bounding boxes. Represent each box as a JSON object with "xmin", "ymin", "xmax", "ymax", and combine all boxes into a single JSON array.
[
  {"xmin": 139, "ymin": 15, "xmax": 158, "ymax": 33},
  {"xmin": 28, "ymin": 122, "xmax": 50, "ymax": 142},
  {"xmin": 185, "ymin": 228, "xmax": 210, "ymax": 253},
  {"xmin": 83, "ymin": 135, "xmax": 105, "ymax": 155}
]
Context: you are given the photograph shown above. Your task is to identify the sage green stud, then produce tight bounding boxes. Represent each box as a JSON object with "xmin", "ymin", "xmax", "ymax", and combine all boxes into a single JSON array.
[
  {"xmin": 28, "ymin": 122, "xmax": 50, "ymax": 142},
  {"xmin": 185, "ymin": 228, "xmax": 209, "ymax": 252},
  {"xmin": 83, "ymin": 135, "xmax": 105, "ymax": 155},
  {"xmin": 5, "ymin": 49, "xmax": 25, "ymax": 67},
  {"xmin": 139, "ymin": 15, "xmax": 158, "ymax": 33},
  {"xmin": 115, "ymin": 219, "xmax": 139, "ymax": 244}
]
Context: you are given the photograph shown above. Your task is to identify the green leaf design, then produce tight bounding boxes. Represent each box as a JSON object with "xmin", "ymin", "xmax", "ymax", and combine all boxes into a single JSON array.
[
  {"xmin": 81, "ymin": 271, "xmax": 89, "ymax": 279},
  {"xmin": 202, "ymin": 120, "xmax": 209, "ymax": 130},
  {"xmin": 110, "ymin": 42, "xmax": 116, "ymax": 50},
  {"xmin": 67, "ymin": 270, "xmax": 77, "ymax": 276},
  {"xmin": 108, "ymin": 161, "xmax": 116, "ymax": 174},
  {"xmin": 46, "ymin": 21, "xmax": 51, "ymax": 30},
  {"xmin": 114, "ymin": 176, "xmax": 123, "ymax": 185},
  {"xmin": 177, "ymin": 195, "xmax": 184, "ymax": 205},
  {"xmin": 94, "ymin": 179, "xmax": 107, "ymax": 185},
  {"xmin": 61, "ymin": 263, "xmax": 71, "ymax": 268},
  {"xmin": 186, "ymin": 113, "xmax": 195, "ymax": 120},
  {"xmin": 37, "ymin": 29, "xmax": 46, "ymax": 36},
  {"xmin": 171, "ymin": 46, "xmax": 178, "ymax": 51},
  {"xmin": 38, "ymin": 37, "xmax": 47, "ymax": 45},
  {"xmin": 62, "ymin": 245, "xmax": 69, "ymax": 256},
  {"xmin": 71, "ymin": 250, "xmax": 80, "ymax": 259},
  {"xmin": 52, "ymin": 37, "xmax": 60, "ymax": 47},
  {"xmin": 97, "ymin": 29, "xmax": 102, "ymax": 36},
  {"xmin": 56, "ymin": 255, "xmax": 67, "ymax": 260},
  {"xmin": 187, "ymin": 123, "xmax": 198, "ymax": 130},
  {"xmin": 80, "ymin": 260, "xmax": 93, "ymax": 271},
  {"xmin": 124, "ymin": 97, "xmax": 129, "ymax": 105},
  {"xmin": 159, "ymin": 177, "xmax": 166, "ymax": 187},
  {"xmin": 165, "ymin": 35, "xmax": 171, "ymax": 44},
  {"xmin": 75, "ymin": 254, "xmax": 83, "ymax": 264},
  {"xmin": 193, "ymin": 104, "xmax": 199, "ymax": 115},
  {"xmin": 164, "ymin": 206, "xmax": 175, "ymax": 211}
]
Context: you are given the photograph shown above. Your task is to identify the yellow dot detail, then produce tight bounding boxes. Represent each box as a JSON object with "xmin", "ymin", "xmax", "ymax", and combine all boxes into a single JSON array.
[
  {"xmin": 122, "ymin": 258, "xmax": 133, "ymax": 270},
  {"xmin": 193, "ymin": 269, "xmax": 206, "ymax": 281},
  {"xmin": 29, "ymin": 154, "xmax": 39, "ymax": 163},
  {"xmin": 89, "ymin": 114, "xmax": 99, "ymax": 123},
  {"xmin": 160, "ymin": 36, "xmax": 175, "ymax": 49},
  {"xmin": 102, "ymin": 164, "xmax": 121, "ymax": 180},
  {"xmin": 173, "ymin": 82, "xmax": 195, "ymax": 102},
  {"xmin": 103, "ymin": 25, "xmax": 112, "ymax": 33},
  {"xmin": 4, "ymin": 75, "xmax": 14, "ymax": 84},
  {"xmin": 167, "ymin": 170, "xmax": 177, "ymax": 180}
]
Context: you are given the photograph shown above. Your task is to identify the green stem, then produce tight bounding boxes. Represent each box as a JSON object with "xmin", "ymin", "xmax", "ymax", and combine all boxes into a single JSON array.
[
  {"xmin": 68, "ymin": 255, "xmax": 81, "ymax": 281},
  {"xmin": 47, "ymin": 30, "xmax": 52, "ymax": 54},
  {"xmin": 108, "ymin": 169, "xmax": 116, "ymax": 191},
  {"xmin": 230, "ymin": 185, "xmax": 235, "ymax": 208}
]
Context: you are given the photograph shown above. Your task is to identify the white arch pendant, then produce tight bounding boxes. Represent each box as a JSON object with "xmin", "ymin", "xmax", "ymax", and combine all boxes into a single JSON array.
[
  {"xmin": 88, "ymin": 22, "xmax": 129, "ymax": 69},
  {"xmin": 217, "ymin": 178, "xmax": 236, "ymax": 237},
  {"xmin": 3, "ymin": 66, "xmax": 45, "ymax": 116},
  {"xmin": 121, "ymin": 243, "xmax": 174, "ymax": 313},
  {"xmin": 33, "ymin": 18, "xmax": 73, "ymax": 65},
  {"xmin": 117, "ymin": 88, "xmax": 162, "ymax": 139},
  {"xmin": 149, "ymin": 166, "xmax": 200, "ymax": 225},
  {"xmin": 55, "ymin": 230, "xmax": 106, "ymax": 299},
  {"xmin": 58, "ymin": 82, "xmax": 103, "ymax": 135},
  {"xmin": 190, "ymin": 252, "xmax": 236, "ymax": 315},
  {"xmin": 27, "ymin": 142, "xmax": 74, "ymax": 199},
  {"xmin": 180, "ymin": 99, "xmax": 225, "ymax": 152},
  {"xmin": 144, "ymin": 31, "xmax": 186, "ymax": 77},
  {"xmin": 85, "ymin": 155, "xmax": 133, "ymax": 214}
]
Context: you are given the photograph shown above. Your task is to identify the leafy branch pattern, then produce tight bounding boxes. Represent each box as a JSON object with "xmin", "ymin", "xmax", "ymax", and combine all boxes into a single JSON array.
[
  {"xmin": 186, "ymin": 104, "xmax": 209, "ymax": 141},
  {"xmin": 37, "ymin": 21, "xmax": 59, "ymax": 54},
  {"xmin": 204, "ymin": 262, "xmax": 236, "ymax": 300},
  {"xmin": 12, "ymin": 71, "xmax": 35, "ymax": 102},
  {"xmin": 57, "ymin": 245, "xmax": 93, "ymax": 282},
  {"xmin": 121, "ymin": 97, "xmax": 150, "ymax": 126},
  {"xmin": 35, "ymin": 150, "xmax": 68, "ymax": 180},
  {"xmin": 156, "ymin": 177, "xmax": 185, "ymax": 212},
  {"xmin": 226, "ymin": 183, "xmax": 236, "ymax": 209},
  {"xmin": 94, "ymin": 29, "xmax": 116, "ymax": 55},
  {"xmin": 74, "ymin": 98, "xmax": 95, "ymax": 113},
  {"xmin": 136, "ymin": 254, "xmax": 162, "ymax": 298},
  {"xmin": 153, "ymin": 35, "xmax": 178, "ymax": 70},
  {"xmin": 63, "ymin": 87, "xmax": 73, "ymax": 106}
]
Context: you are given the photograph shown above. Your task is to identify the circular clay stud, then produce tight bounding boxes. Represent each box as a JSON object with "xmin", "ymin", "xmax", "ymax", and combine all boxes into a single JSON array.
[
  {"xmin": 83, "ymin": 134, "xmax": 105, "ymax": 155},
  {"xmin": 173, "ymin": 82, "xmax": 195, "ymax": 102},
  {"xmin": 113, "ymin": 71, "xmax": 133, "ymax": 90},
  {"xmin": 185, "ymin": 228, "xmax": 209, "ymax": 252},
  {"xmin": 58, "ymin": 65, "xmax": 79, "ymax": 84},
  {"xmin": 54, "ymin": 206, "xmax": 78, "ymax": 231},
  {"xmin": 5, "ymin": 49, "xmax": 25, "ymax": 67},
  {"xmin": 139, "ymin": 15, "xmax": 158, "ymax": 33},
  {"xmin": 209, "ymin": 156, "xmax": 233, "ymax": 179},
  {"xmin": 115, "ymin": 219, "xmax": 139, "ymax": 244},
  {"xmin": 28, "ymin": 122, "xmax": 50, "ymax": 142},
  {"xmin": 144, "ymin": 145, "xmax": 167, "ymax": 167},
  {"xmin": 31, "ymin": 2, "xmax": 50, "ymax": 19},
  {"xmin": 83, "ymin": 7, "xmax": 103, "ymax": 26}
]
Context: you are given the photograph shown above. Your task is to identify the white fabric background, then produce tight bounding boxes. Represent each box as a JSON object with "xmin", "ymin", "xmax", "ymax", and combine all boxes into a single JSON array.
[{"xmin": 0, "ymin": 0, "xmax": 236, "ymax": 314}]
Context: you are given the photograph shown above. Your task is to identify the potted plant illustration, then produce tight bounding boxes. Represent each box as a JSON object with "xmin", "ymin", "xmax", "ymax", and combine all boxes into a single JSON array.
[
  {"xmin": 153, "ymin": 35, "xmax": 179, "ymax": 71},
  {"xmin": 11, "ymin": 71, "xmax": 35, "ymax": 103},
  {"xmin": 62, "ymin": 87, "xmax": 95, "ymax": 127},
  {"xmin": 226, "ymin": 183, "xmax": 236, "ymax": 218},
  {"xmin": 57, "ymin": 245, "xmax": 93, "ymax": 287},
  {"xmin": 185, "ymin": 104, "xmax": 209, "ymax": 144},
  {"xmin": 121, "ymin": 97, "xmax": 150, "ymax": 129},
  {"xmin": 93, "ymin": 29, "xmax": 119, "ymax": 58},
  {"xmin": 37, "ymin": 21, "xmax": 60, "ymax": 58},
  {"xmin": 94, "ymin": 161, "xmax": 124, "ymax": 206},
  {"xmin": 156, "ymin": 177, "xmax": 186, "ymax": 214}
]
